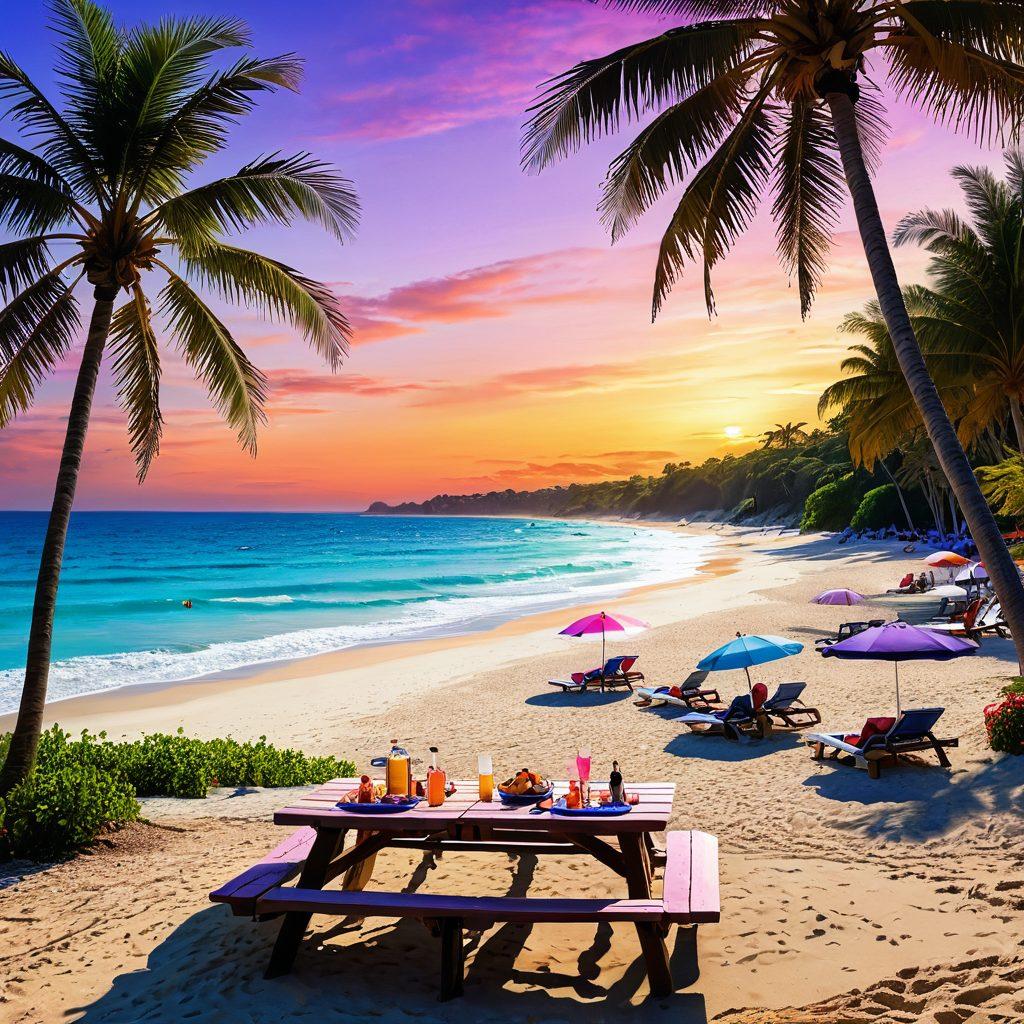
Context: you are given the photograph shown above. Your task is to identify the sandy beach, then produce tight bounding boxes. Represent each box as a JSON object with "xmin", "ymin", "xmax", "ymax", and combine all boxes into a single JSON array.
[{"xmin": 2, "ymin": 525, "xmax": 1023, "ymax": 1024}]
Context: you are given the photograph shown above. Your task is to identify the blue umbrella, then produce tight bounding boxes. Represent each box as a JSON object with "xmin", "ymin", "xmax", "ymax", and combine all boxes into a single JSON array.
[{"xmin": 697, "ymin": 632, "xmax": 804, "ymax": 691}]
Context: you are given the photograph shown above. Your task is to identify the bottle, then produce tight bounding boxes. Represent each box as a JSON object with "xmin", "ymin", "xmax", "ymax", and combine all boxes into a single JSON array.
[
  {"xmin": 609, "ymin": 760, "xmax": 625, "ymax": 805},
  {"xmin": 386, "ymin": 740, "xmax": 412, "ymax": 796},
  {"xmin": 427, "ymin": 746, "xmax": 446, "ymax": 806},
  {"xmin": 478, "ymin": 754, "xmax": 494, "ymax": 802}
]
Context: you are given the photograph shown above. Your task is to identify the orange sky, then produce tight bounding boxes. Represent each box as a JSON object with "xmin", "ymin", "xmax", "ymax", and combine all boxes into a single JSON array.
[{"xmin": 0, "ymin": 0, "xmax": 1003, "ymax": 510}]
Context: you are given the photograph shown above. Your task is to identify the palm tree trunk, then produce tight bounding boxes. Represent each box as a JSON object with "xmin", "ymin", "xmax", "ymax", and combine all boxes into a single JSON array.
[
  {"xmin": 0, "ymin": 289, "xmax": 116, "ymax": 795},
  {"xmin": 826, "ymin": 89, "xmax": 1024, "ymax": 669},
  {"xmin": 1009, "ymin": 395, "xmax": 1024, "ymax": 451},
  {"xmin": 878, "ymin": 458, "xmax": 915, "ymax": 532}
]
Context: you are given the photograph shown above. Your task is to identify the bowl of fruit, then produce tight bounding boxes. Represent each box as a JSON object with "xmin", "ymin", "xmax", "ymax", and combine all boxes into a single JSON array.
[{"xmin": 498, "ymin": 769, "xmax": 553, "ymax": 806}]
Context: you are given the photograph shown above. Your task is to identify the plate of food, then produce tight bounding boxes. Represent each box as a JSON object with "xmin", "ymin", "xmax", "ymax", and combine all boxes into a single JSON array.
[
  {"xmin": 336, "ymin": 777, "xmax": 421, "ymax": 813},
  {"xmin": 548, "ymin": 797, "xmax": 632, "ymax": 817},
  {"xmin": 497, "ymin": 769, "xmax": 553, "ymax": 805}
]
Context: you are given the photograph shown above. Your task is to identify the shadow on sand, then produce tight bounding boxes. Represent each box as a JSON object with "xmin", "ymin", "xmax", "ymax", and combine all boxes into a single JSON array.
[
  {"xmin": 525, "ymin": 690, "xmax": 631, "ymax": 708},
  {"xmin": 803, "ymin": 752, "xmax": 1024, "ymax": 841},
  {"xmin": 70, "ymin": 853, "xmax": 710, "ymax": 1024},
  {"xmin": 664, "ymin": 731, "xmax": 802, "ymax": 762}
]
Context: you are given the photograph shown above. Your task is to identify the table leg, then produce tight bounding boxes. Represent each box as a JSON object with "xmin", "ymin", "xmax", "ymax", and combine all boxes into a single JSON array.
[
  {"xmin": 438, "ymin": 918, "xmax": 465, "ymax": 1001},
  {"xmin": 265, "ymin": 828, "xmax": 344, "ymax": 979},
  {"xmin": 619, "ymin": 832, "xmax": 673, "ymax": 998}
]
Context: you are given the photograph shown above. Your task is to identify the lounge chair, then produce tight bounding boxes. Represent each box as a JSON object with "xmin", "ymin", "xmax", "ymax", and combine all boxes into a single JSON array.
[
  {"xmin": 676, "ymin": 685, "xmax": 771, "ymax": 741},
  {"xmin": 972, "ymin": 599, "xmax": 1009, "ymax": 639},
  {"xmin": 806, "ymin": 707, "xmax": 958, "ymax": 779},
  {"xmin": 548, "ymin": 655, "xmax": 644, "ymax": 694},
  {"xmin": 634, "ymin": 670, "xmax": 721, "ymax": 709},
  {"xmin": 924, "ymin": 597, "xmax": 983, "ymax": 636},
  {"xmin": 602, "ymin": 654, "xmax": 644, "ymax": 691},
  {"xmin": 814, "ymin": 619, "xmax": 884, "ymax": 650},
  {"xmin": 762, "ymin": 681, "xmax": 821, "ymax": 728}
]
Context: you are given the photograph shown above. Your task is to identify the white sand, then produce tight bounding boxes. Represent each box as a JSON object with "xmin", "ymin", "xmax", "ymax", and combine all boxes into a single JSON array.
[{"xmin": 2, "ymin": 525, "xmax": 1023, "ymax": 1023}]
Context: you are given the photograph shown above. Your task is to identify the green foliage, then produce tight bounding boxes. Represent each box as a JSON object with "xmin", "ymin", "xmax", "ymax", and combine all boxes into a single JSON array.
[
  {"xmin": 1000, "ymin": 678, "xmax": 1024, "ymax": 697},
  {"xmin": 851, "ymin": 484, "xmax": 902, "ymax": 530},
  {"xmin": 800, "ymin": 473, "xmax": 864, "ymax": 532},
  {"xmin": 0, "ymin": 725, "xmax": 355, "ymax": 861},
  {"xmin": 978, "ymin": 452, "xmax": 1024, "ymax": 519}
]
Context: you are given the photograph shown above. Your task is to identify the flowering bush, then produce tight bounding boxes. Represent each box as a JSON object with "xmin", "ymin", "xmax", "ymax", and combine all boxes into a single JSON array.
[{"xmin": 984, "ymin": 683, "xmax": 1024, "ymax": 755}]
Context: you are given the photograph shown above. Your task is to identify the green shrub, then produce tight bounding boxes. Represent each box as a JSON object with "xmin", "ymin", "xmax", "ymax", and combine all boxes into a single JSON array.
[
  {"xmin": 1000, "ymin": 677, "xmax": 1024, "ymax": 697},
  {"xmin": 732, "ymin": 496, "xmax": 757, "ymax": 521},
  {"xmin": 851, "ymin": 485, "xmax": 900, "ymax": 530},
  {"xmin": 3, "ymin": 754, "xmax": 139, "ymax": 861},
  {"xmin": 800, "ymin": 473, "xmax": 864, "ymax": 532},
  {"xmin": 0, "ymin": 726, "xmax": 355, "ymax": 861}
]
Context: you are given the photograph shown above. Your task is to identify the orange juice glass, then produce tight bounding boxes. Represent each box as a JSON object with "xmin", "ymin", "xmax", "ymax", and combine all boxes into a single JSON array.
[{"xmin": 478, "ymin": 754, "xmax": 494, "ymax": 801}]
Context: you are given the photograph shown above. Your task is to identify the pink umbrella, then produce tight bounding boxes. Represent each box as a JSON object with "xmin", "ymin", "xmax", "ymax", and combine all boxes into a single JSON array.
[
  {"xmin": 559, "ymin": 610, "xmax": 649, "ymax": 665},
  {"xmin": 812, "ymin": 589, "xmax": 865, "ymax": 606}
]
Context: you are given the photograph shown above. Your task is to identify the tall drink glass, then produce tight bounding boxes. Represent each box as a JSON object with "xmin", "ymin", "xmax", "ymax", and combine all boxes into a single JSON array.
[
  {"xmin": 576, "ymin": 747, "xmax": 592, "ymax": 805},
  {"xmin": 478, "ymin": 754, "xmax": 494, "ymax": 801}
]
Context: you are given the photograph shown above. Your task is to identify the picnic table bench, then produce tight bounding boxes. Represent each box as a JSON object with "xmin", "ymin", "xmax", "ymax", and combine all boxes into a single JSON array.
[{"xmin": 211, "ymin": 779, "xmax": 719, "ymax": 1001}]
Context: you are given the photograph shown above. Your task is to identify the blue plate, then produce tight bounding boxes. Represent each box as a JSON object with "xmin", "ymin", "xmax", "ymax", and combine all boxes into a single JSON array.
[
  {"xmin": 549, "ymin": 797, "xmax": 632, "ymax": 817},
  {"xmin": 335, "ymin": 796, "xmax": 420, "ymax": 813},
  {"xmin": 498, "ymin": 783, "xmax": 553, "ymax": 806}
]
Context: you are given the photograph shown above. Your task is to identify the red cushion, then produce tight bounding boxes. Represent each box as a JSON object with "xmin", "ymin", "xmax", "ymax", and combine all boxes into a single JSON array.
[
  {"xmin": 898, "ymin": 573, "xmax": 913, "ymax": 587},
  {"xmin": 668, "ymin": 685, "xmax": 682, "ymax": 698},
  {"xmin": 843, "ymin": 716, "xmax": 897, "ymax": 747},
  {"xmin": 751, "ymin": 683, "xmax": 768, "ymax": 710}
]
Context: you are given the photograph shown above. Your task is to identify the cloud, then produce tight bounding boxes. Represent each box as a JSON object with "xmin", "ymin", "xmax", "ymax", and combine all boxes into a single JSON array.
[
  {"xmin": 319, "ymin": 1, "xmax": 666, "ymax": 142},
  {"xmin": 269, "ymin": 369, "xmax": 433, "ymax": 400}
]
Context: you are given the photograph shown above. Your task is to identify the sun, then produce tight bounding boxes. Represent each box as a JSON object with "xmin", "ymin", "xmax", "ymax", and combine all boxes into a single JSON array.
[{"xmin": 724, "ymin": 426, "xmax": 742, "ymax": 439}]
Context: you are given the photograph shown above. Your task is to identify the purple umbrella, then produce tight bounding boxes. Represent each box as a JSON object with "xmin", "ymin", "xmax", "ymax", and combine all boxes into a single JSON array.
[
  {"xmin": 820, "ymin": 621, "xmax": 977, "ymax": 715},
  {"xmin": 559, "ymin": 610, "xmax": 649, "ymax": 665},
  {"xmin": 812, "ymin": 589, "xmax": 865, "ymax": 606}
]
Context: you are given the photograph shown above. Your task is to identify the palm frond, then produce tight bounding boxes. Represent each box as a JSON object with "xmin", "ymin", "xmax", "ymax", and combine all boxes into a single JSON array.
[
  {"xmin": 896, "ymin": 1, "xmax": 1024, "ymax": 64},
  {"xmin": 0, "ymin": 50, "xmax": 107, "ymax": 204},
  {"xmin": 893, "ymin": 207, "xmax": 975, "ymax": 250},
  {"xmin": 772, "ymin": 96, "xmax": 845, "ymax": 318},
  {"xmin": 0, "ymin": 237, "xmax": 57, "ymax": 301},
  {"xmin": 113, "ymin": 16, "xmax": 250, "ymax": 192},
  {"xmin": 601, "ymin": 1, "xmax": 778, "ymax": 16},
  {"xmin": 0, "ymin": 271, "xmax": 82, "ymax": 426},
  {"xmin": 599, "ymin": 68, "xmax": 747, "ymax": 242},
  {"xmin": 157, "ymin": 268, "xmax": 266, "ymax": 453},
  {"xmin": 522, "ymin": 20, "xmax": 756, "ymax": 172},
  {"xmin": 652, "ymin": 88, "xmax": 775, "ymax": 317},
  {"xmin": 49, "ymin": 0, "xmax": 121, "ymax": 131},
  {"xmin": 0, "ymin": 172, "xmax": 83, "ymax": 233},
  {"xmin": 179, "ymin": 242, "xmax": 350, "ymax": 368},
  {"xmin": 109, "ymin": 283, "xmax": 162, "ymax": 480},
  {"xmin": 131, "ymin": 54, "xmax": 304, "ymax": 206},
  {"xmin": 885, "ymin": 28, "xmax": 1024, "ymax": 145},
  {"xmin": 150, "ymin": 152, "xmax": 359, "ymax": 248}
]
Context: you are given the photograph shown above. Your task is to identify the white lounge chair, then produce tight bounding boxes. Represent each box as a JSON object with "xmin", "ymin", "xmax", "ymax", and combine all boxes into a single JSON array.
[{"xmin": 634, "ymin": 670, "xmax": 720, "ymax": 709}]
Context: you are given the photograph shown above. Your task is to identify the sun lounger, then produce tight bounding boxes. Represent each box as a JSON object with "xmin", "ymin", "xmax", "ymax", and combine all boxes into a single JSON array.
[
  {"xmin": 814, "ymin": 619, "xmax": 884, "ymax": 649},
  {"xmin": 928, "ymin": 597, "xmax": 1006, "ymax": 640},
  {"xmin": 634, "ymin": 670, "xmax": 721, "ymax": 709},
  {"xmin": 886, "ymin": 572, "xmax": 916, "ymax": 594},
  {"xmin": 548, "ymin": 655, "xmax": 644, "ymax": 694},
  {"xmin": 676, "ymin": 686, "xmax": 771, "ymax": 741},
  {"xmin": 762, "ymin": 681, "xmax": 821, "ymax": 728},
  {"xmin": 806, "ymin": 707, "xmax": 958, "ymax": 778}
]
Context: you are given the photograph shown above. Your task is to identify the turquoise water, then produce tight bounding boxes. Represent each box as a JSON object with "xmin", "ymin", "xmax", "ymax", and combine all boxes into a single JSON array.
[{"xmin": 0, "ymin": 512, "xmax": 713, "ymax": 712}]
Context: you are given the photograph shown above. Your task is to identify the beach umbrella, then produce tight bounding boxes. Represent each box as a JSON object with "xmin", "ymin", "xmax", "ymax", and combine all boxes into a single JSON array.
[
  {"xmin": 697, "ymin": 633, "xmax": 803, "ymax": 691},
  {"xmin": 924, "ymin": 551, "xmax": 970, "ymax": 568},
  {"xmin": 954, "ymin": 562, "xmax": 988, "ymax": 584},
  {"xmin": 812, "ymin": 588, "xmax": 865, "ymax": 606},
  {"xmin": 558, "ymin": 610, "xmax": 649, "ymax": 665},
  {"xmin": 820, "ymin": 621, "xmax": 977, "ymax": 716},
  {"xmin": 931, "ymin": 584, "xmax": 969, "ymax": 599}
]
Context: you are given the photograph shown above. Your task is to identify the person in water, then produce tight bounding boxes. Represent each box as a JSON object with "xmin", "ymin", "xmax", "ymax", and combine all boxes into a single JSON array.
[{"xmin": 182, "ymin": 599, "xmax": 193, "ymax": 609}]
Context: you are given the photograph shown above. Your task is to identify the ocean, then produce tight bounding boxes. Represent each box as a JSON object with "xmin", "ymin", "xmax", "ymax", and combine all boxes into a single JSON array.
[{"xmin": 0, "ymin": 512, "xmax": 714, "ymax": 712}]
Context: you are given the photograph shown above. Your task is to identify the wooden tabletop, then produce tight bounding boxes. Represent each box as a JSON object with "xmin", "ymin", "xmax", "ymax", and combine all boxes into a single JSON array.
[{"xmin": 274, "ymin": 779, "xmax": 675, "ymax": 835}]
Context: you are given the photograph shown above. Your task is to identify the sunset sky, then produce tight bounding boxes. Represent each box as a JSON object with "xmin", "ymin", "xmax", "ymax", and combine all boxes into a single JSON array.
[{"xmin": 0, "ymin": 0, "xmax": 1007, "ymax": 511}]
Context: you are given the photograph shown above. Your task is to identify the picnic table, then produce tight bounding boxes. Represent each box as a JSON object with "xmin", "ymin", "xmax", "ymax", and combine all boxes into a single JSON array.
[{"xmin": 211, "ymin": 778, "xmax": 719, "ymax": 1001}]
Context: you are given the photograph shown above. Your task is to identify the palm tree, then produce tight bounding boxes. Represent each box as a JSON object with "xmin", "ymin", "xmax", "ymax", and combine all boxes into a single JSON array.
[
  {"xmin": 0, "ymin": 1, "xmax": 358, "ymax": 793},
  {"xmin": 895, "ymin": 153, "xmax": 1024, "ymax": 450},
  {"xmin": 522, "ymin": 0, "xmax": 1024, "ymax": 666},
  {"xmin": 760, "ymin": 420, "xmax": 808, "ymax": 448}
]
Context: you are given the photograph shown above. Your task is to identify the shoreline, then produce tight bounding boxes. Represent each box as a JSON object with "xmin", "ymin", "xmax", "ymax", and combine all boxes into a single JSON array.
[{"xmin": 0, "ymin": 517, "xmax": 729, "ymax": 735}]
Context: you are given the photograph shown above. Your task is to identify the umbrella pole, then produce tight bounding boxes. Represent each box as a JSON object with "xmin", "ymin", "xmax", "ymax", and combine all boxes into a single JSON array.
[
  {"xmin": 744, "ymin": 665, "xmax": 752, "ymax": 693},
  {"xmin": 895, "ymin": 662, "xmax": 901, "ymax": 718},
  {"xmin": 602, "ymin": 627, "xmax": 606, "ymax": 668}
]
